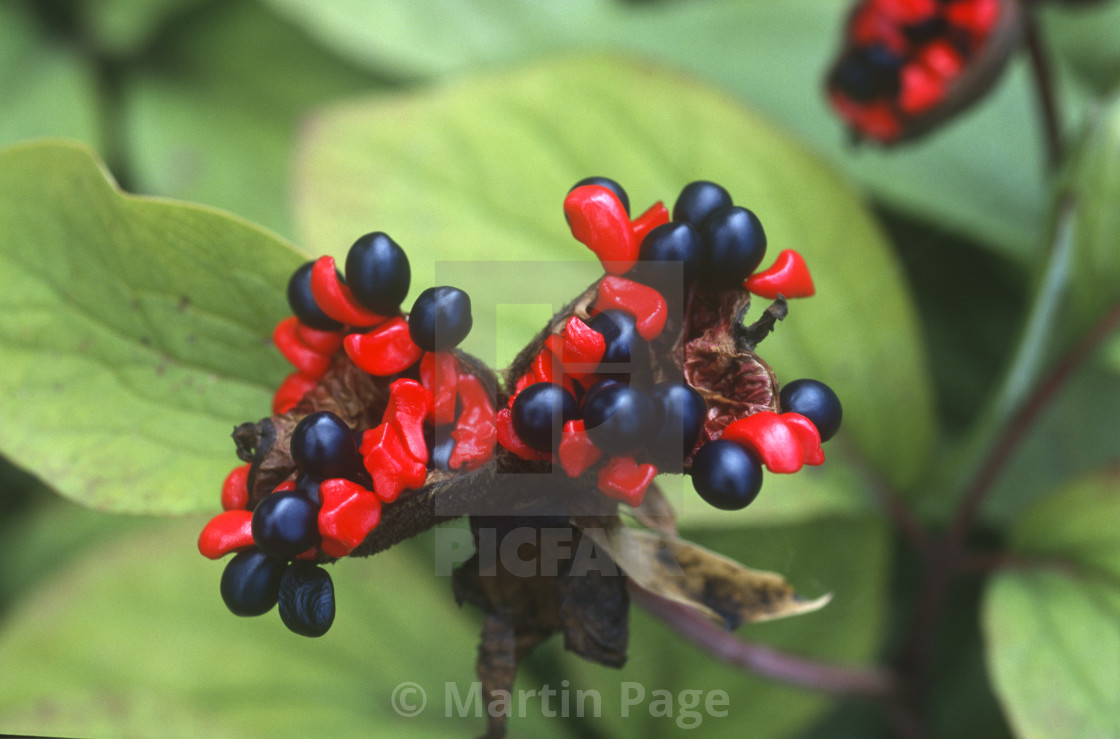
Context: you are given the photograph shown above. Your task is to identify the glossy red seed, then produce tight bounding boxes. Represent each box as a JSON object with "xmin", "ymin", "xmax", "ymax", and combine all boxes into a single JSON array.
[
  {"xmin": 360, "ymin": 423, "xmax": 428, "ymax": 503},
  {"xmin": 317, "ymin": 478, "xmax": 382, "ymax": 558},
  {"xmin": 918, "ymin": 40, "xmax": 964, "ymax": 80},
  {"xmin": 782, "ymin": 412, "xmax": 826, "ymax": 466},
  {"xmin": 344, "ymin": 316, "xmax": 424, "ymax": 376},
  {"xmin": 870, "ymin": 0, "xmax": 937, "ymax": 25},
  {"xmin": 419, "ymin": 352, "xmax": 460, "ymax": 426},
  {"xmin": 630, "ymin": 201, "xmax": 670, "ymax": 244},
  {"xmin": 495, "ymin": 407, "xmax": 554, "ymax": 462},
  {"xmin": 309, "ymin": 255, "xmax": 390, "ymax": 327},
  {"xmin": 900, "ymin": 62, "xmax": 948, "ymax": 114},
  {"xmin": 596, "ymin": 456, "xmax": 657, "ymax": 507},
  {"xmin": 221, "ymin": 463, "xmax": 251, "ymax": 511},
  {"xmin": 850, "ymin": 4, "xmax": 909, "ymax": 54},
  {"xmin": 721, "ymin": 412, "xmax": 805, "ymax": 474},
  {"xmin": 745, "ymin": 249, "xmax": 815, "ymax": 299},
  {"xmin": 273, "ymin": 316, "xmax": 333, "ymax": 379},
  {"xmin": 558, "ymin": 419, "xmax": 603, "ymax": 478},
  {"xmin": 564, "ymin": 185, "xmax": 639, "ymax": 274},
  {"xmin": 198, "ymin": 510, "xmax": 255, "ymax": 559},
  {"xmin": 273, "ymin": 372, "xmax": 318, "ymax": 414},
  {"xmin": 561, "ymin": 316, "xmax": 606, "ymax": 383},
  {"xmin": 946, "ymin": 0, "xmax": 1000, "ymax": 38},
  {"xmin": 384, "ymin": 378, "xmax": 433, "ymax": 464},
  {"xmin": 593, "ymin": 276, "xmax": 668, "ymax": 341},
  {"xmin": 448, "ymin": 374, "xmax": 497, "ymax": 471},
  {"xmin": 295, "ymin": 322, "xmax": 345, "ymax": 355}
]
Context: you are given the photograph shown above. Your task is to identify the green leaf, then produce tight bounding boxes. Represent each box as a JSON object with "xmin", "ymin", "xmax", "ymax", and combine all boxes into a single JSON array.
[
  {"xmin": 78, "ymin": 0, "xmax": 210, "ymax": 56},
  {"xmin": 294, "ymin": 54, "xmax": 936, "ymax": 501},
  {"xmin": 273, "ymin": 0, "xmax": 1075, "ymax": 260},
  {"xmin": 0, "ymin": 3, "xmax": 101, "ymax": 150},
  {"xmin": 0, "ymin": 140, "xmax": 302, "ymax": 514},
  {"xmin": 1060, "ymin": 86, "xmax": 1120, "ymax": 337},
  {"xmin": 1041, "ymin": 1, "xmax": 1120, "ymax": 94},
  {"xmin": 983, "ymin": 469, "xmax": 1120, "ymax": 739},
  {"xmin": 262, "ymin": 0, "xmax": 618, "ymax": 78},
  {"xmin": 122, "ymin": 0, "xmax": 383, "ymax": 237},
  {"xmin": 0, "ymin": 519, "xmax": 571, "ymax": 738},
  {"xmin": 553, "ymin": 516, "xmax": 890, "ymax": 737}
]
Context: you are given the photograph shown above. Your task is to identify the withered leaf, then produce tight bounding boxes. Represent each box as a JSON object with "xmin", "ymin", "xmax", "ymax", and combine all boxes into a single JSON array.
[{"xmin": 583, "ymin": 526, "xmax": 831, "ymax": 629}]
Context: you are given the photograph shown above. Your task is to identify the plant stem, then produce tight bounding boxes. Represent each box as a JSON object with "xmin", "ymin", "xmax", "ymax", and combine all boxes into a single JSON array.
[
  {"xmin": 1023, "ymin": 4, "xmax": 1064, "ymax": 170},
  {"xmin": 630, "ymin": 584, "xmax": 899, "ymax": 700}
]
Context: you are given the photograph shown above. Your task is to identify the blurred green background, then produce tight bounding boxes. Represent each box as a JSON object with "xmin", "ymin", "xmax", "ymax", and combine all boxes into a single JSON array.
[{"xmin": 2, "ymin": 0, "xmax": 1120, "ymax": 737}]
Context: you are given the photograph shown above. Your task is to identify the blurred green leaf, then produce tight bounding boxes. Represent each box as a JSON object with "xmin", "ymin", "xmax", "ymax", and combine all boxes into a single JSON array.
[
  {"xmin": 0, "ymin": 140, "xmax": 301, "ymax": 514},
  {"xmin": 0, "ymin": 519, "xmax": 571, "ymax": 738},
  {"xmin": 1059, "ymin": 86, "xmax": 1120, "ymax": 337},
  {"xmin": 552, "ymin": 516, "xmax": 890, "ymax": 737},
  {"xmin": 122, "ymin": 0, "xmax": 383, "ymax": 237},
  {"xmin": 295, "ymin": 55, "xmax": 936, "ymax": 504},
  {"xmin": 78, "ymin": 0, "xmax": 210, "ymax": 56},
  {"xmin": 0, "ymin": 3, "xmax": 101, "ymax": 150},
  {"xmin": 983, "ymin": 469, "xmax": 1120, "ymax": 739},
  {"xmin": 273, "ymin": 0, "xmax": 1080, "ymax": 261},
  {"xmin": 1041, "ymin": 1, "xmax": 1120, "ymax": 94}
]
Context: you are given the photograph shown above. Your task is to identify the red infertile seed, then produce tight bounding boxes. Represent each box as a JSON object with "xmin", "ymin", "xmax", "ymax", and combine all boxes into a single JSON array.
[
  {"xmin": 309, "ymin": 255, "xmax": 390, "ymax": 328},
  {"xmin": 448, "ymin": 374, "xmax": 497, "ymax": 471},
  {"xmin": 221, "ymin": 463, "xmax": 251, "ymax": 511},
  {"xmin": 596, "ymin": 456, "xmax": 657, "ymax": 507},
  {"xmin": 273, "ymin": 372, "xmax": 318, "ymax": 414},
  {"xmin": 630, "ymin": 201, "xmax": 670, "ymax": 244},
  {"xmin": 384, "ymin": 378, "xmax": 433, "ymax": 465},
  {"xmin": 745, "ymin": 249, "xmax": 815, "ymax": 299},
  {"xmin": 273, "ymin": 317, "xmax": 333, "ymax": 378},
  {"xmin": 593, "ymin": 275, "xmax": 668, "ymax": 341},
  {"xmin": 899, "ymin": 63, "xmax": 948, "ymax": 115},
  {"xmin": 564, "ymin": 185, "xmax": 639, "ymax": 275},
  {"xmin": 558, "ymin": 419, "xmax": 602, "ymax": 478},
  {"xmin": 344, "ymin": 316, "xmax": 424, "ymax": 376},
  {"xmin": 295, "ymin": 322, "xmax": 345, "ymax": 355},
  {"xmin": 782, "ymin": 412, "xmax": 825, "ymax": 466},
  {"xmin": 495, "ymin": 407, "xmax": 554, "ymax": 462},
  {"xmin": 318, "ymin": 478, "xmax": 382, "ymax": 558},
  {"xmin": 420, "ymin": 352, "xmax": 460, "ymax": 426},
  {"xmin": 360, "ymin": 422, "xmax": 427, "ymax": 503},
  {"xmin": 198, "ymin": 509, "xmax": 254, "ymax": 559},
  {"xmin": 720, "ymin": 411, "xmax": 806, "ymax": 474}
]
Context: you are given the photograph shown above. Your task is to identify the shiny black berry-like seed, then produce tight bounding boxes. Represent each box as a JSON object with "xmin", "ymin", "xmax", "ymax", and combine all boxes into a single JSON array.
[
  {"xmin": 511, "ymin": 382, "xmax": 578, "ymax": 452},
  {"xmin": 673, "ymin": 180, "xmax": 733, "ymax": 227},
  {"xmin": 637, "ymin": 220, "xmax": 706, "ymax": 288},
  {"xmin": 699, "ymin": 206, "xmax": 767, "ymax": 288},
  {"xmin": 290, "ymin": 411, "xmax": 362, "ymax": 481},
  {"xmin": 278, "ymin": 562, "xmax": 336, "ymax": 637},
  {"xmin": 286, "ymin": 261, "xmax": 343, "ymax": 331},
  {"xmin": 582, "ymin": 381, "xmax": 656, "ymax": 456},
  {"xmin": 587, "ymin": 309, "xmax": 645, "ymax": 370},
  {"xmin": 780, "ymin": 378, "xmax": 843, "ymax": 442},
  {"xmin": 425, "ymin": 424, "xmax": 456, "ymax": 471},
  {"xmin": 570, "ymin": 176, "xmax": 630, "ymax": 216},
  {"xmin": 647, "ymin": 381, "xmax": 707, "ymax": 467},
  {"xmin": 294, "ymin": 472, "xmax": 322, "ymax": 505},
  {"xmin": 344, "ymin": 232, "xmax": 411, "ymax": 315},
  {"xmin": 409, "ymin": 286, "xmax": 473, "ymax": 352},
  {"xmin": 251, "ymin": 491, "xmax": 321, "ymax": 560},
  {"xmin": 691, "ymin": 439, "xmax": 763, "ymax": 511},
  {"xmin": 220, "ymin": 549, "xmax": 286, "ymax": 617}
]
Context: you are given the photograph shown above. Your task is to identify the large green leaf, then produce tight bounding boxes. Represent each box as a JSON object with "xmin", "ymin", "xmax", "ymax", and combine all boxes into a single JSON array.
[
  {"xmin": 294, "ymin": 55, "xmax": 936, "ymax": 507},
  {"xmin": 553, "ymin": 516, "xmax": 890, "ymax": 737},
  {"xmin": 1059, "ymin": 85, "xmax": 1120, "ymax": 337},
  {"xmin": 271, "ymin": 0, "xmax": 1085, "ymax": 260},
  {"xmin": 1041, "ymin": 1, "xmax": 1120, "ymax": 94},
  {"xmin": 122, "ymin": 0, "xmax": 383, "ymax": 237},
  {"xmin": 77, "ymin": 0, "xmax": 211, "ymax": 56},
  {"xmin": 0, "ymin": 518, "xmax": 578, "ymax": 738},
  {"xmin": 0, "ymin": 3, "xmax": 101, "ymax": 150},
  {"xmin": 0, "ymin": 140, "xmax": 302, "ymax": 514},
  {"xmin": 983, "ymin": 470, "xmax": 1120, "ymax": 739}
]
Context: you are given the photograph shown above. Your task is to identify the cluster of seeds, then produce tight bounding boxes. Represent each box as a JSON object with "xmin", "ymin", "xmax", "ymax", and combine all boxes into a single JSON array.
[
  {"xmin": 497, "ymin": 177, "xmax": 836, "ymax": 510},
  {"xmin": 198, "ymin": 176, "xmax": 842, "ymax": 634},
  {"xmin": 201, "ymin": 232, "xmax": 495, "ymax": 635},
  {"xmin": 827, "ymin": 0, "xmax": 1005, "ymax": 142}
]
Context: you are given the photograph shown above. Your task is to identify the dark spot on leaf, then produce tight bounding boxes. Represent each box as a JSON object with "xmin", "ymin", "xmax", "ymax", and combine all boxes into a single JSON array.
[{"xmin": 177, "ymin": 296, "xmax": 190, "ymax": 312}]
